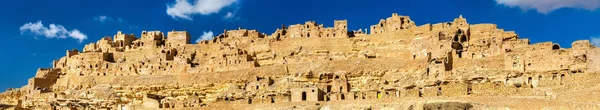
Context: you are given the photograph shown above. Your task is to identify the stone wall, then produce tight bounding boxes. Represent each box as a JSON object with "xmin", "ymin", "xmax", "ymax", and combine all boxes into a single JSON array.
[
  {"xmin": 2, "ymin": 13, "xmax": 599, "ymax": 110},
  {"xmin": 370, "ymin": 13, "xmax": 416, "ymax": 34}
]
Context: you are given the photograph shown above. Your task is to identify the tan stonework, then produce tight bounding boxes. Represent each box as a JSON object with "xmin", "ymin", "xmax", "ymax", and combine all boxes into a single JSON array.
[{"xmin": 1, "ymin": 13, "xmax": 600, "ymax": 110}]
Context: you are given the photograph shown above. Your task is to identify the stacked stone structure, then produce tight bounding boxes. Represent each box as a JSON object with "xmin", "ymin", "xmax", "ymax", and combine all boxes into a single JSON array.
[{"xmin": 1, "ymin": 13, "xmax": 600, "ymax": 110}]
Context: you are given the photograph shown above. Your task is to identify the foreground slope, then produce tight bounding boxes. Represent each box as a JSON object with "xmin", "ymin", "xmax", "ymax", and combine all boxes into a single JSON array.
[{"xmin": 1, "ymin": 13, "xmax": 600, "ymax": 110}]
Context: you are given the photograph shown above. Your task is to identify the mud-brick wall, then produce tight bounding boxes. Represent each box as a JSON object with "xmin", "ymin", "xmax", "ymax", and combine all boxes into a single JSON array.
[
  {"xmin": 422, "ymin": 87, "xmax": 439, "ymax": 97},
  {"xmin": 441, "ymin": 83, "xmax": 468, "ymax": 96},
  {"xmin": 383, "ymin": 91, "xmax": 399, "ymax": 99},
  {"xmin": 401, "ymin": 88, "xmax": 419, "ymax": 98},
  {"xmin": 587, "ymin": 48, "xmax": 600, "ymax": 72},
  {"xmin": 272, "ymin": 95, "xmax": 290, "ymax": 103},
  {"xmin": 290, "ymin": 88, "xmax": 321, "ymax": 102},
  {"xmin": 472, "ymin": 82, "xmax": 517, "ymax": 96},
  {"xmin": 538, "ymin": 73, "xmax": 565, "ymax": 87}
]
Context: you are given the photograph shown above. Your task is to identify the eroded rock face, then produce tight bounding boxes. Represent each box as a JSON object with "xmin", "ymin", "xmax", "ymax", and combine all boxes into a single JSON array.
[{"xmin": 1, "ymin": 13, "xmax": 600, "ymax": 110}]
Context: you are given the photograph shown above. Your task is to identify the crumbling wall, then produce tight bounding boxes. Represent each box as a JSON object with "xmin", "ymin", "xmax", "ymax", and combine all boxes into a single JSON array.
[
  {"xmin": 370, "ymin": 13, "xmax": 416, "ymax": 34},
  {"xmin": 8, "ymin": 13, "xmax": 600, "ymax": 110},
  {"xmin": 284, "ymin": 20, "xmax": 348, "ymax": 39},
  {"xmin": 291, "ymin": 87, "xmax": 322, "ymax": 102},
  {"xmin": 505, "ymin": 43, "xmax": 575, "ymax": 73},
  {"xmin": 113, "ymin": 31, "xmax": 136, "ymax": 48},
  {"xmin": 427, "ymin": 50, "xmax": 453, "ymax": 79},
  {"xmin": 502, "ymin": 39, "xmax": 529, "ymax": 52},
  {"xmin": 166, "ymin": 31, "xmax": 190, "ymax": 48},
  {"xmin": 586, "ymin": 48, "xmax": 600, "ymax": 72},
  {"xmin": 130, "ymin": 31, "xmax": 165, "ymax": 50},
  {"xmin": 441, "ymin": 82, "xmax": 468, "ymax": 96},
  {"xmin": 333, "ymin": 20, "xmax": 348, "ymax": 38},
  {"xmin": 400, "ymin": 88, "xmax": 420, "ymax": 98},
  {"xmin": 28, "ymin": 69, "xmax": 61, "ymax": 90}
]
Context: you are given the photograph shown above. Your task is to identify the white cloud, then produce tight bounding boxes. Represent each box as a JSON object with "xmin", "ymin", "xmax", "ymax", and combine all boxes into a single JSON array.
[
  {"xmin": 19, "ymin": 21, "xmax": 87, "ymax": 43},
  {"xmin": 496, "ymin": 0, "xmax": 600, "ymax": 14},
  {"xmin": 224, "ymin": 12, "xmax": 234, "ymax": 19},
  {"xmin": 95, "ymin": 16, "xmax": 108, "ymax": 22},
  {"xmin": 95, "ymin": 16, "xmax": 126, "ymax": 23},
  {"xmin": 195, "ymin": 31, "xmax": 214, "ymax": 43},
  {"xmin": 591, "ymin": 36, "xmax": 600, "ymax": 47},
  {"xmin": 166, "ymin": 0, "xmax": 238, "ymax": 20},
  {"xmin": 222, "ymin": 10, "xmax": 243, "ymax": 22},
  {"xmin": 68, "ymin": 30, "xmax": 87, "ymax": 43}
]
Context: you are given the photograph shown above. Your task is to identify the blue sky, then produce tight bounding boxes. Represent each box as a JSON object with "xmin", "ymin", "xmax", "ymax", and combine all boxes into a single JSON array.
[{"xmin": 0, "ymin": 0, "xmax": 599, "ymax": 91}]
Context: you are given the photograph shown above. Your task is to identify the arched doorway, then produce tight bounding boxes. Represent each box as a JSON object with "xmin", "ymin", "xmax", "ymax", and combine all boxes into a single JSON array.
[
  {"xmin": 271, "ymin": 97, "xmax": 275, "ymax": 103},
  {"xmin": 528, "ymin": 77, "xmax": 533, "ymax": 88},
  {"xmin": 560, "ymin": 74, "xmax": 565, "ymax": 85},
  {"xmin": 302, "ymin": 92, "xmax": 307, "ymax": 101}
]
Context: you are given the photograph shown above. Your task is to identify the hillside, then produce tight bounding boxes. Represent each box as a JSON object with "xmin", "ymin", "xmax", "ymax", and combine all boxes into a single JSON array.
[{"xmin": 1, "ymin": 13, "xmax": 600, "ymax": 110}]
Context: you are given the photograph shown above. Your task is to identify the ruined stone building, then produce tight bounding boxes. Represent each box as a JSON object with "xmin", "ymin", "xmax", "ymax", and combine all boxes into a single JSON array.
[{"xmin": 1, "ymin": 13, "xmax": 600, "ymax": 110}]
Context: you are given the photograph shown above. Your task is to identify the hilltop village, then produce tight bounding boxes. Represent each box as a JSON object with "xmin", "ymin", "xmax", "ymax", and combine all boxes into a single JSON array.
[{"xmin": 1, "ymin": 13, "xmax": 600, "ymax": 110}]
